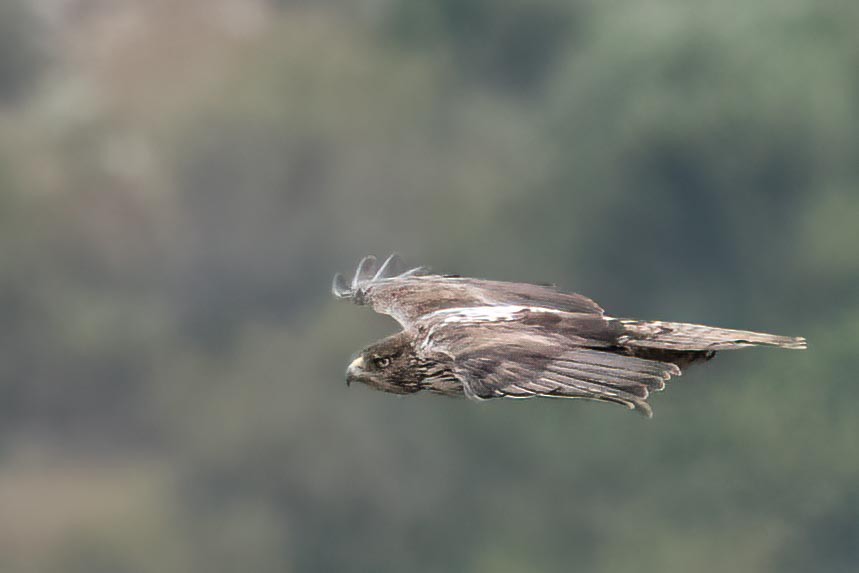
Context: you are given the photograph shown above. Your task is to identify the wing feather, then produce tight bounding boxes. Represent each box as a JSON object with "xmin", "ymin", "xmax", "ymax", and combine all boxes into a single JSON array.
[
  {"xmin": 422, "ymin": 322, "xmax": 681, "ymax": 416},
  {"xmin": 333, "ymin": 254, "xmax": 603, "ymax": 329}
]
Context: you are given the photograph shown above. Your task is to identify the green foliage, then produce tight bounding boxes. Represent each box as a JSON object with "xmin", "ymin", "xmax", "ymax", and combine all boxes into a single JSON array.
[{"xmin": 387, "ymin": 0, "xmax": 582, "ymax": 92}]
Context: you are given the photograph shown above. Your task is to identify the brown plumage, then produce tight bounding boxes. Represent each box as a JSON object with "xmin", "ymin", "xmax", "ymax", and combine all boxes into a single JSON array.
[{"xmin": 333, "ymin": 254, "xmax": 806, "ymax": 417}]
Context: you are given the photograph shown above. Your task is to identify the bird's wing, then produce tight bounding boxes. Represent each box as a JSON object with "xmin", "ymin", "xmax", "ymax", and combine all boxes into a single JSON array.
[
  {"xmin": 332, "ymin": 254, "xmax": 603, "ymax": 330},
  {"xmin": 419, "ymin": 310, "xmax": 681, "ymax": 417}
]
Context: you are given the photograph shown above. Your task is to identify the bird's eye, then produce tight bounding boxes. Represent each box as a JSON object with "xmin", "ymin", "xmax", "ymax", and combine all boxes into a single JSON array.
[{"xmin": 374, "ymin": 356, "xmax": 391, "ymax": 368}]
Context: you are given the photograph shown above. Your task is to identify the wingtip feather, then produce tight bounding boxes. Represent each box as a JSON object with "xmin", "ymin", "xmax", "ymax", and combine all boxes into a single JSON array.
[
  {"xmin": 334, "ymin": 253, "xmax": 432, "ymax": 305},
  {"xmin": 374, "ymin": 253, "xmax": 403, "ymax": 280},
  {"xmin": 353, "ymin": 255, "xmax": 378, "ymax": 288},
  {"xmin": 332, "ymin": 273, "xmax": 351, "ymax": 298},
  {"xmin": 398, "ymin": 266, "xmax": 430, "ymax": 278},
  {"xmin": 637, "ymin": 402, "xmax": 654, "ymax": 418}
]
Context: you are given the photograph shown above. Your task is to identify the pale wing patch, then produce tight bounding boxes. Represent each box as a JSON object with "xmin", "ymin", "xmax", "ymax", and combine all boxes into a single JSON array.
[
  {"xmin": 419, "ymin": 306, "xmax": 573, "ymax": 353},
  {"xmin": 428, "ymin": 305, "xmax": 561, "ymax": 324}
]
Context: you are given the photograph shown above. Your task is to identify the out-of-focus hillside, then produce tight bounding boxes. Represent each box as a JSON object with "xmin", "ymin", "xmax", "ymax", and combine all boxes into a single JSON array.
[{"xmin": 1, "ymin": 1, "xmax": 857, "ymax": 572}]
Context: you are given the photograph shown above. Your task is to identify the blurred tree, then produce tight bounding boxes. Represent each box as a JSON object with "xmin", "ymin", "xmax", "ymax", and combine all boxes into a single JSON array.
[
  {"xmin": 0, "ymin": 0, "xmax": 46, "ymax": 103},
  {"xmin": 0, "ymin": 0, "xmax": 857, "ymax": 572},
  {"xmin": 387, "ymin": 0, "xmax": 582, "ymax": 93}
]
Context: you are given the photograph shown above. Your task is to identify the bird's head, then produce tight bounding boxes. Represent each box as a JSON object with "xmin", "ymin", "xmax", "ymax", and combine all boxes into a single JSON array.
[{"xmin": 345, "ymin": 332, "xmax": 424, "ymax": 395}]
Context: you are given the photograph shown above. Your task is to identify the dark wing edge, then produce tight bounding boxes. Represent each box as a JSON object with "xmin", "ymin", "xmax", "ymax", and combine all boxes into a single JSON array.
[{"xmin": 446, "ymin": 344, "xmax": 681, "ymax": 418}]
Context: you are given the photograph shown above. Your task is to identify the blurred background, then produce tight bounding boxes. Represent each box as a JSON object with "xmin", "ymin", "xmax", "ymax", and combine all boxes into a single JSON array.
[{"xmin": 1, "ymin": 0, "xmax": 857, "ymax": 571}]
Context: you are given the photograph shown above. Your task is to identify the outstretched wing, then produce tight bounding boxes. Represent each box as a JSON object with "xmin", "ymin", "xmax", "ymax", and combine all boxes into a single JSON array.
[
  {"xmin": 419, "ymin": 315, "xmax": 681, "ymax": 417},
  {"xmin": 332, "ymin": 254, "xmax": 603, "ymax": 330}
]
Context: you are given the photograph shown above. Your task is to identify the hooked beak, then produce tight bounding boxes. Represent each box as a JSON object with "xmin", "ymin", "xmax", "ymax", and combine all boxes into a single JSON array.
[{"xmin": 345, "ymin": 356, "xmax": 364, "ymax": 387}]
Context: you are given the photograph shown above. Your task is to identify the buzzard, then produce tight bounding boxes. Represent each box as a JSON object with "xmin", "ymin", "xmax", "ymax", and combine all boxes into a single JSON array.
[{"xmin": 333, "ymin": 254, "xmax": 806, "ymax": 417}]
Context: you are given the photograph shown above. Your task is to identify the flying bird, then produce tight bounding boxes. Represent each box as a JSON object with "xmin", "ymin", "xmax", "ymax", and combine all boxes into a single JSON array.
[{"xmin": 333, "ymin": 254, "xmax": 806, "ymax": 417}]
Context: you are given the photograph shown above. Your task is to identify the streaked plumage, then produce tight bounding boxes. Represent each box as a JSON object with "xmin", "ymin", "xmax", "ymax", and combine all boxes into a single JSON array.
[{"xmin": 333, "ymin": 254, "xmax": 806, "ymax": 417}]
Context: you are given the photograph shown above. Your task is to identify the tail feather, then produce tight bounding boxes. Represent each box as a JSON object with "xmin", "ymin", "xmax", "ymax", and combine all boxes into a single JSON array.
[{"xmin": 618, "ymin": 320, "xmax": 807, "ymax": 351}]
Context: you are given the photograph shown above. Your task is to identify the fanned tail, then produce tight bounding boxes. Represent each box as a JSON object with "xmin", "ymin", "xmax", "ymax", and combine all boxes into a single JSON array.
[{"xmin": 618, "ymin": 320, "xmax": 807, "ymax": 351}]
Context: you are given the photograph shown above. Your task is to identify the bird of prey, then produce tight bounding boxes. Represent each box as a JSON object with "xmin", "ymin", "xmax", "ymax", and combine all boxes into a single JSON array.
[{"xmin": 333, "ymin": 254, "xmax": 806, "ymax": 417}]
